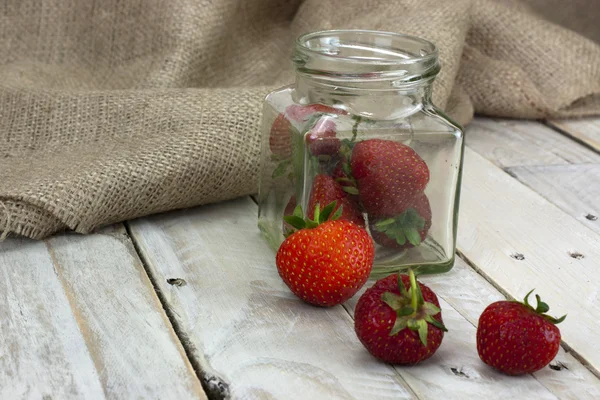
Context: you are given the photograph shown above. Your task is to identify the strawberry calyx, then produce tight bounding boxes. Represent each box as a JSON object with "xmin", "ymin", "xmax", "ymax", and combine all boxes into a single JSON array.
[
  {"xmin": 283, "ymin": 201, "xmax": 343, "ymax": 236},
  {"xmin": 373, "ymin": 208, "xmax": 426, "ymax": 246},
  {"xmin": 381, "ymin": 269, "xmax": 447, "ymax": 346},
  {"xmin": 521, "ymin": 289, "xmax": 567, "ymax": 324}
]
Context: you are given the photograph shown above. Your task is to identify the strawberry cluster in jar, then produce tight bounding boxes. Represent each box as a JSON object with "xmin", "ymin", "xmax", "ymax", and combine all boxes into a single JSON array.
[{"xmin": 258, "ymin": 30, "xmax": 464, "ymax": 275}]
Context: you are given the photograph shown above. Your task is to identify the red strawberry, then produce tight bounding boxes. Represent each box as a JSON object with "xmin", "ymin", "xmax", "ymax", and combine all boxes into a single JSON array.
[
  {"xmin": 351, "ymin": 139, "xmax": 430, "ymax": 218},
  {"xmin": 477, "ymin": 290, "xmax": 566, "ymax": 375},
  {"xmin": 370, "ymin": 193, "xmax": 432, "ymax": 249},
  {"xmin": 308, "ymin": 174, "xmax": 364, "ymax": 227},
  {"xmin": 276, "ymin": 202, "xmax": 374, "ymax": 307},
  {"xmin": 354, "ymin": 270, "xmax": 447, "ymax": 364},
  {"xmin": 269, "ymin": 113, "xmax": 293, "ymax": 157},
  {"xmin": 269, "ymin": 104, "xmax": 346, "ymax": 157},
  {"xmin": 306, "ymin": 119, "xmax": 341, "ymax": 156}
]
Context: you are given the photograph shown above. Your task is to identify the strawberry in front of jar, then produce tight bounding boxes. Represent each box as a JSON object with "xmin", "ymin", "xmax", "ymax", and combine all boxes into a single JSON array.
[
  {"xmin": 477, "ymin": 290, "xmax": 566, "ymax": 375},
  {"xmin": 276, "ymin": 201, "xmax": 374, "ymax": 307},
  {"xmin": 370, "ymin": 193, "xmax": 432, "ymax": 249},
  {"xmin": 350, "ymin": 139, "xmax": 430, "ymax": 218},
  {"xmin": 354, "ymin": 269, "xmax": 447, "ymax": 364}
]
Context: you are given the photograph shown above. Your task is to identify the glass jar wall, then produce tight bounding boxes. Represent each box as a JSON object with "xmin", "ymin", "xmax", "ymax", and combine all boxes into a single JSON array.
[{"xmin": 258, "ymin": 30, "xmax": 464, "ymax": 275}]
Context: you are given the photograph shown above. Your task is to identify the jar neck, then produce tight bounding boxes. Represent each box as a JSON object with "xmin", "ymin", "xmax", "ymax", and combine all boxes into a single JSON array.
[
  {"xmin": 293, "ymin": 74, "xmax": 435, "ymax": 120},
  {"xmin": 292, "ymin": 30, "xmax": 439, "ymax": 119}
]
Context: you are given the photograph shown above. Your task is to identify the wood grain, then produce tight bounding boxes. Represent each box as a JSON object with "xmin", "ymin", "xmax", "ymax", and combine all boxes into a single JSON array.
[
  {"xmin": 548, "ymin": 118, "xmax": 600, "ymax": 153},
  {"xmin": 127, "ymin": 199, "xmax": 415, "ymax": 400},
  {"xmin": 0, "ymin": 226, "xmax": 205, "ymax": 399},
  {"xmin": 506, "ymin": 164, "xmax": 600, "ymax": 236},
  {"xmin": 458, "ymin": 148, "xmax": 600, "ymax": 375},
  {"xmin": 465, "ymin": 118, "xmax": 600, "ymax": 168}
]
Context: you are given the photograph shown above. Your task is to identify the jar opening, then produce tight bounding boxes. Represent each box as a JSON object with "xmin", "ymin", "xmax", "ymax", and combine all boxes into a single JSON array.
[{"xmin": 293, "ymin": 30, "xmax": 440, "ymax": 87}]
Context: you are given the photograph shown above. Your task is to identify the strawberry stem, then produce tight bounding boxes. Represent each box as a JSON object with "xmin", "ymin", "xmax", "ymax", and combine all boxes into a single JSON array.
[{"xmin": 521, "ymin": 289, "xmax": 567, "ymax": 325}]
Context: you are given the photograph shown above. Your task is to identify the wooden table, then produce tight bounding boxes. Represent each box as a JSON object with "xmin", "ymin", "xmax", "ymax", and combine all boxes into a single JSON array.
[{"xmin": 1, "ymin": 117, "xmax": 599, "ymax": 400}]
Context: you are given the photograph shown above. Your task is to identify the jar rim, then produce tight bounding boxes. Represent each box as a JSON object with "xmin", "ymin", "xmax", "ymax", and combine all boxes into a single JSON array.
[{"xmin": 294, "ymin": 29, "xmax": 439, "ymax": 66}]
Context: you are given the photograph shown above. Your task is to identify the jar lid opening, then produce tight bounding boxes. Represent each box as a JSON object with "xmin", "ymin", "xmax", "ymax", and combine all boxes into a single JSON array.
[{"xmin": 293, "ymin": 30, "xmax": 440, "ymax": 86}]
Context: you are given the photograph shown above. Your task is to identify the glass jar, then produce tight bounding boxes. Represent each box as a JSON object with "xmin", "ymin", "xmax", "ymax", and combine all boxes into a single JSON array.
[{"xmin": 257, "ymin": 30, "xmax": 464, "ymax": 275}]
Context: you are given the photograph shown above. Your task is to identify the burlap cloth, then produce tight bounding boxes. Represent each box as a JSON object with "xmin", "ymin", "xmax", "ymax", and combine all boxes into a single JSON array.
[{"xmin": 1, "ymin": 0, "xmax": 599, "ymax": 239}]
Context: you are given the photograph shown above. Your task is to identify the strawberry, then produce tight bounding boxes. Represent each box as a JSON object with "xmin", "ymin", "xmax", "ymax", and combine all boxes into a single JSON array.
[
  {"xmin": 276, "ymin": 202, "xmax": 374, "ymax": 307},
  {"xmin": 477, "ymin": 290, "xmax": 566, "ymax": 375},
  {"xmin": 269, "ymin": 104, "xmax": 346, "ymax": 157},
  {"xmin": 308, "ymin": 174, "xmax": 364, "ymax": 227},
  {"xmin": 269, "ymin": 112, "xmax": 294, "ymax": 157},
  {"xmin": 350, "ymin": 139, "xmax": 430, "ymax": 218},
  {"xmin": 354, "ymin": 270, "xmax": 447, "ymax": 364},
  {"xmin": 305, "ymin": 118, "xmax": 341, "ymax": 156},
  {"xmin": 370, "ymin": 193, "xmax": 432, "ymax": 249}
]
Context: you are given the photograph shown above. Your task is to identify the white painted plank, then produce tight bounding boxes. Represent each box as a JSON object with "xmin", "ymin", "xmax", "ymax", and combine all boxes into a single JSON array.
[
  {"xmin": 0, "ymin": 226, "xmax": 206, "ymax": 400},
  {"xmin": 465, "ymin": 118, "xmax": 600, "ymax": 168},
  {"xmin": 127, "ymin": 199, "xmax": 415, "ymax": 400},
  {"xmin": 458, "ymin": 148, "xmax": 600, "ymax": 375},
  {"xmin": 423, "ymin": 258, "xmax": 600, "ymax": 400},
  {"xmin": 549, "ymin": 118, "xmax": 600, "ymax": 153},
  {"xmin": 506, "ymin": 164, "xmax": 600, "ymax": 236}
]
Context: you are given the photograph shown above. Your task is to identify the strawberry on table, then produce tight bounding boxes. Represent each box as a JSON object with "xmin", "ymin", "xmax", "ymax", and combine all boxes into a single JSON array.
[
  {"xmin": 308, "ymin": 174, "xmax": 364, "ymax": 227},
  {"xmin": 477, "ymin": 290, "xmax": 566, "ymax": 375},
  {"xmin": 354, "ymin": 270, "xmax": 447, "ymax": 364},
  {"xmin": 350, "ymin": 139, "xmax": 430, "ymax": 218},
  {"xmin": 276, "ymin": 201, "xmax": 374, "ymax": 307},
  {"xmin": 370, "ymin": 193, "xmax": 432, "ymax": 249}
]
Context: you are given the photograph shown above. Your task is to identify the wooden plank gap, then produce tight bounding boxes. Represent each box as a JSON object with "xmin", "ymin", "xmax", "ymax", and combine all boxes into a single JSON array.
[
  {"xmin": 124, "ymin": 222, "xmax": 229, "ymax": 400},
  {"xmin": 544, "ymin": 120, "xmax": 600, "ymax": 155}
]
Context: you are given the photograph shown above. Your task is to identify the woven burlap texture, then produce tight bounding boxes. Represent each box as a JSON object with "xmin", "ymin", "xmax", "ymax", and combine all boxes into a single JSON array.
[{"xmin": 1, "ymin": 0, "xmax": 599, "ymax": 239}]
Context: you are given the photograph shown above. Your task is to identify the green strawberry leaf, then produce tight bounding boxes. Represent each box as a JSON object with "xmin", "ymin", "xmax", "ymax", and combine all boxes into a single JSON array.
[
  {"xmin": 425, "ymin": 315, "xmax": 448, "ymax": 332},
  {"xmin": 293, "ymin": 205, "xmax": 304, "ymax": 219},
  {"xmin": 405, "ymin": 228, "xmax": 422, "ymax": 246},
  {"xmin": 522, "ymin": 289, "xmax": 567, "ymax": 325},
  {"xmin": 535, "ymin": 294, "xmax": 550, "ymax": 313},
  {"xmin": 398, "ymin": 306, "xmax": 414, "ymax": 317},
  {"xmin": 319, "ymin": 201, "xmax": 337, "ymax": 223},
  {"xmin": 421, "ymin": 302, "xmax": 441, "ymax": 316},
  {"xmin": 395, "ymin": 233, "xmax": 408, "ymax": 246},
  {"xmin": 381, "ymin": 292, "xmax": 404, "ymax": 309},
  {"xmin": 283, "ymin": 215, "xmax": 306, "ymax": 230},
  {"xmin": 331, "ymin": 204, "xmax": 343, "ymax": 221},
  {"xmin": 416, "ymin": 319, "xmax": 428, "ymax": 346},
  {"xmin": 375, "ymin": 207, "xmax": 427, "ymax": 247},
  {"xmin": 398, "ymin": 273, "xmax": 409, "ymax": 297},
  {"xmin": 389, "ymin": 317, "xmax": 408, "ymax": 336},
  {"xmin": 342, "ymin": 160, "xmax": 352, "ymax": 176},
  {"xmin": 312, "ymin": 203, "xmax": 321, "ymax": 224},
  {"xmin": 374, "ymin": 218, "xmax": 395, "ymax": 229},
  {"xmin": 343, "ymin": 186, "xmax": 359, "ymax": 195}
]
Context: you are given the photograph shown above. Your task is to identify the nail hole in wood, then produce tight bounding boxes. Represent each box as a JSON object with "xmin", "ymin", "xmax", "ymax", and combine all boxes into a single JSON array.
[
  {"xmin": 585, "ymin": 213, "xmax": 598, "ymax": 221},
  {"xmin": 549, "ymin": 361, "xmax": 568, "ymax": 371},
  {"xmin": 167, "ymin": 278, "xmax": 187, "ymax": 287},
  {"xmin": 569, "ymin": 252, "xmax": 584, "ymax": 260},
  {"xmin": 450, "ymin": 367, "xmax": 469, "ymax": 378},
  {"xmin": 511, "ymin": 253, "xmax": 525, "ymax": 261}
]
